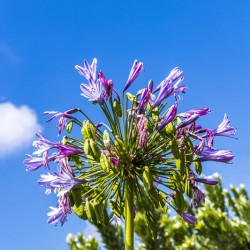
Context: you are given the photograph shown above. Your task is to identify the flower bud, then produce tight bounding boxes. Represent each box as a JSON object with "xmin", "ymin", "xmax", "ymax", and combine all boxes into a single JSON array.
[
  {"xmin": 109, "ymin": 199, "xmax": 123, "ymax": 218},
  {"xmin": 165, "ymin": 122, "xmax": 176, "ymax": 138},
  {"xmin": 81, "ymin": 121, "xmax": 96, "ymax": 141},
  {"xmin": 174, "ymin": 190, "xmax": 186, "ymax": 211},
  {"xmin": 66, "ymin": 121, "xmax": 73, "ymax": 133},
  {"xmin": 90, "ymin": 139, "xmax": 101, "ymax": 161},
  {"xmin": 114, "ymin": 98, "xmax": 122, "ymax": 117},
  {"xmin": 85, "ymin": 198, "xmax": 98, "ymax": 225},
  {"xmin": 84, "ymin": 139, "xmax": 91, "ymax": 155},
  {"xmin": 92, "ymin": 201, "xmax": 108, "ymax": 225},
  {"xmin": 143, "ymin": 166, "xmax": 153, "ymax": 191},
  {"xmin": 194, "ymin": 160, "xmax": 202, "ymax": 175},
  {"xmin": 73, "ymin": 204, "xmax": 87, "ymax": 220},
  {"xmin": 185, "ymin": 179, "xmax": 193, "ymax": 198},
  {"xmin": 126, "ymin": 92, "xmax": 136, "ymax": 102},
  {"xmin": 103, "ymin": 130, "xmax": 111, "ymax": 151},
  {"xmin": 100, "ymin": 153, "xmax": 110, "ymax": 173},
  {"xmin": 170, "ymin": 139, "xmax": 180, "ymax": 159}
]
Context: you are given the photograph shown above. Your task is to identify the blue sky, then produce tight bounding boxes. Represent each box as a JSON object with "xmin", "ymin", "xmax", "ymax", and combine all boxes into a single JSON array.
[{"xmin": 0, "ymin": 0, "xmax": 249, "ymax": 249}]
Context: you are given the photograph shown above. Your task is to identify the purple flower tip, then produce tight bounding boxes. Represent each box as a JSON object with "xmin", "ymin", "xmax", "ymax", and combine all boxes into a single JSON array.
[
  {"xmin": 194, "ymin": 178, "xmax": 219, "ymax": 185},
  {"xmin": 177, "ymin": 211, "xmax": 196, "ymax": 224}
]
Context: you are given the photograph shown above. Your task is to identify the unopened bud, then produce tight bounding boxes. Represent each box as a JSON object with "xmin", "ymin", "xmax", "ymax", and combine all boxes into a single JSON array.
[
  {"xmin": 84, "ymin": 139, "xmax": 91, "ymax": 155},
  {"xmin": 73, "ymin": 204, "xmax": 87, "ymax": 220},
  {"xmin": 103, "ymin": 130, "xmax": 111, "ymax": 151},
  {"xmin": 90, "ymin": 139, "xmax": 101, "ymax": 161},
  {"xmin": 66, "ymin": 121, "xmax": 73, "ymax": 133},
  {"xmin": 100, "ymin": 153, "xmax": 110, "ymax": 173},
  {"xmin": 114, "ymin": 99, "xmax": 122, "ymax": 117},
  {"xmin": 81, "ymin": 121, "xmax": 96, "ymax": 141}
]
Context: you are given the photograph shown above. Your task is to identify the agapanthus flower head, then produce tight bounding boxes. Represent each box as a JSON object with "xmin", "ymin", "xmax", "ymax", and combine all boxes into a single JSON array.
[
  {"xmin": 123, "ymin": 59, "xmax": 143, "ymax": 92},
  {"xmin": 25, "ymin": 57, "xmax": 236, "ymax": 235},
  {"xmin": 44, "ymin": 109, "xmax": 78, "ymax": 136}
]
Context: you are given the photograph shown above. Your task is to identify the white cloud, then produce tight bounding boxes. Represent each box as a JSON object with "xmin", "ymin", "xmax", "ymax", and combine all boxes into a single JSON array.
[{"xmin": 0, "ymin": 102, "xmax": 41, "ymax": 158}]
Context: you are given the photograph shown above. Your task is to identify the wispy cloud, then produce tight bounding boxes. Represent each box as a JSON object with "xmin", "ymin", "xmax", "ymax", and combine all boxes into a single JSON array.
[
  {"xmin": 0, "ymin": 43, "xmax": 21, "ymax": 63},
  {"xmin": 0, "ymin": 102, "xmax": 41, "ymax": 158}
]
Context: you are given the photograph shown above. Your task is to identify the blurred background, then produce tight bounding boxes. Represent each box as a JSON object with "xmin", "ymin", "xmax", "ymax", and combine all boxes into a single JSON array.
[{"xmin": 0, "ymin": 0, "xmax": 249, "ymax": 249}]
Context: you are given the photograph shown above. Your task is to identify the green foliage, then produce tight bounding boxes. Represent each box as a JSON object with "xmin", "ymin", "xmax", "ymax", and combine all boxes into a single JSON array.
[{"xmin": 67, "ymin": 175, "xmax": 250, "ymax": 249}]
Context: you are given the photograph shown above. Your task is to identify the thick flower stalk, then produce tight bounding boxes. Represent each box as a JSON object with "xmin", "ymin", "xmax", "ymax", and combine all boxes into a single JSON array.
[{"xmin": 24, "ymin": 58, "xmax": 236, "ymax": 249}]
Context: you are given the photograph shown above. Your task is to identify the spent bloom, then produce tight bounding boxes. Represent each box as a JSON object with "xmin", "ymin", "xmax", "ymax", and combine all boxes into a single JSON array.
[{"xmin": 44, "ymin": 109, "xmax": 78, "ymax": 136}]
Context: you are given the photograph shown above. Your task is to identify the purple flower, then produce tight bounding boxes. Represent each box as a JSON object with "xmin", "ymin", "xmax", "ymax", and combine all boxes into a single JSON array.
[
  {"xmin": 123, "ymin": 59, "xmax": 143, "ymax": 92},
  {"xmin": 57, "ymin": 145, "xmax": 84, "ymax": 158},
  {"xmin": 158, "ymin": 104, "xmax": 177, "ymax": 131},
  {"xmin": 194, "ymin": 178, "xmax": 219, "ymax": 185},
  {"xmin": 80, "ymin": 79, "xmax": 104, "ymax": 104},
  {"xmin": 38, "ymin": 167, "xmax": 87, "ymax": 196},
  {"xmin": 191, "ymin": 186, "xmax": 205, "ymax": 209},
  {"xmin": 110, "ymin": 157, "xmax": 120, "ymax": 166},
  {"xmin": 213, "ymin": 114, "xmax": 236, "ymax": 138},
  {"xmin": 44, "ymin": 109, "xmax": 78, "ymax": 136},
  {"xmin": 138, "ymin": 87, "xmax": 151, "ymax": 114},
  {"xmin": 177, "ymin": 211, "xmax": 196, "ymax": 224},
  {"xmin": 196, "ymin": 148, "xmax": 234, "ymax": 163},
  {"xmin": 177, "ymin": 114, "xmax": 200, "ymax": 129},
  {"xmin": 154, "ymin": 67, "xmax": 183, "ymax": 93},
  {"xmin": 75, "ymin": 58, "xmax": 97, "ymax": 88},
  {"xmin": 153, "ymin": 176, "xmax": 162, "ymax": 188},
  {"xmin": 33, "ymin": 131, "xmax": 60, "ymax": 156},
  {"xmin": 179, "ymin": 108, "xmax": 211, "ymax": 118},
  {"xmin": 98, "ymin": 71, "xmax": 120, "ymax": 103},
  {"xmin": 24, "ymin": 154, "xmax": 57, "ymax": 171},
  {"xmin": 47, "ymin": 206, "xmax": 67, "ymax": 226}
]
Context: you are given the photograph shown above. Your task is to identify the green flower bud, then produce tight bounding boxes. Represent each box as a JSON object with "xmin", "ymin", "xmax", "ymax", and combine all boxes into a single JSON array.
[
  {"xmin": 103, "ymin": 130, "xmax": 111, "ymax": 151},
  {"xmin": 194, "ymin": 160, "xmax": 202, "ymax": 175},
  {"xmin": 114, "ymin": 99, "xmax": 122, "ymax": 117},
  {"xmin": 170, "ymin": 139, "xmax": 180, "ymax": 159},
  {"xmin": 109, "ymin": 199, "xmax": 123, "ymax": 218},
  {"xmin": 174, "ymin": 190, "xmax": 186, "ymax": 211},
  {"xmin": 126, "ymin": 92, "xmax": 136, "ymax": 102},
  {"xmin": 165, "ymin": 122, "xmax": 176, "ymax": 138},
  {"xmin": 73, "ymin": 204, "xmax": 87, "ymax": 220},
  {"xmin": 85, "ymin": 198, "xmax": 98, "ymax": 225},
  {"xmin": 92, "ymin": 201, "xmax": 109, "ymax": 225},
  {"xmin": 115, "ymin": 136, "xmax": 131, "ymax": 164},
  {"xmin": 143, "ymin": 167, "xmax": 153, "ymax": 192},
  {"xmin": 151, "ymin": 106, "xmax": 159, "ymax": 122},
  {"xmin": 159, "ymin": 191, "xmax": 167, "ymax": 208},
  {"xmin": 66, "ymin": 121, "xmax": 73, "ymax": 133},
  {"xmin": 100, "ymin": 153, "xmax": 110, "ymax": 173},
  {"xmin": 81, "ymin": 121, "xmax": 96, "ymax": 141},
  {"xmin": 71, "ymin": 154, "xmax": 82, "ymax": 170},
  {"xmin": 174, "ymin": 171, "xmax": 185, "ymax": 193},
  {"xmin": 185, "ymin": 180, "xmax": 193, "ymax": 198},
  {"xmin": 90, "ymin": 139, "xmax": 101, "ymax": 161},
  {"xmin": 71, "ymin": 188, "xmax": 83, "ymax": 207},
  {"xmin": 84, "ymin": 139, "xmax": 91, "ymax": 155}
]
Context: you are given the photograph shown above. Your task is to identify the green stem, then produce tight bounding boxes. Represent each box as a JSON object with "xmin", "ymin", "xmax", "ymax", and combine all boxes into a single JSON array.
[{"xmin": 125, "ymin": 177, "xmax": 134, "ymax": 250}]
